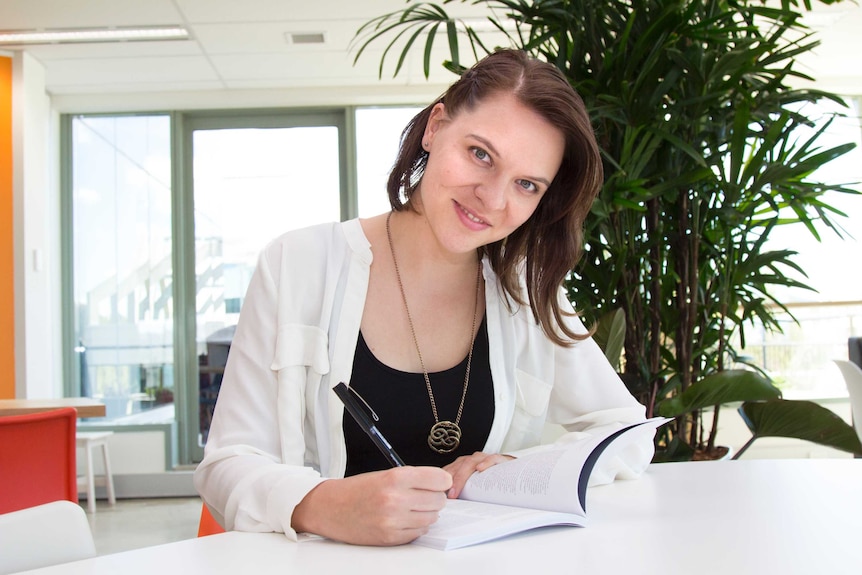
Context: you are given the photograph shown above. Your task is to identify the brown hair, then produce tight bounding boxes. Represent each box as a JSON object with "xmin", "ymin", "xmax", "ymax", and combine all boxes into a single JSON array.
[{"xmin": 387, "ymin": 49, "xmax": 603, "ymax": 346}]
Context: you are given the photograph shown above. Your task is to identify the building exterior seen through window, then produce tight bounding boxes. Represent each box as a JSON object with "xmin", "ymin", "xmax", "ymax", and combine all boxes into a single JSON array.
[
  {"xmin": 71, "ymin": 115, "xmax": 174, "ymax": 424},
  {"xmin": 192, "ymin": 125, "xmax": 341, "ymax": 443}
]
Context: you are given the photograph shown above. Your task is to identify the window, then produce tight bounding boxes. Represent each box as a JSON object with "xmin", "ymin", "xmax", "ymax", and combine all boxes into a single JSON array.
[{"xmin": 69, "ymin": 114, "xmax": 174, "ymax": 422}]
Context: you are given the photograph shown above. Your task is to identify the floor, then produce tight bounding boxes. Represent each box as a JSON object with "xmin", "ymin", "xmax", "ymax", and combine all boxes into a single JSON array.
[{"xmin": 83, "ymin": 497, "xmax": 204, "ymax": 556}]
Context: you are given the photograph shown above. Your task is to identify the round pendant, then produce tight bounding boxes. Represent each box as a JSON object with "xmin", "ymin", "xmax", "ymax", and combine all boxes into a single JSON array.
[{"xmin": 428, "ymin": 421, "xmax": 462, "ymax": 454}]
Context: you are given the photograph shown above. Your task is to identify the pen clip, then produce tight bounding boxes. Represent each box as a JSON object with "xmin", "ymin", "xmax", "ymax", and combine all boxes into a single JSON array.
[{"xmin": 344, "ymin": 384, "xmax": 380, "ymax": 422}]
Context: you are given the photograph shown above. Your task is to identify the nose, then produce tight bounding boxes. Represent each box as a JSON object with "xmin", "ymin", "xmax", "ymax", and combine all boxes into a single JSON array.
[{"xmin": 474, "ymin": 175, "xmax": 507, "ymax": 211}]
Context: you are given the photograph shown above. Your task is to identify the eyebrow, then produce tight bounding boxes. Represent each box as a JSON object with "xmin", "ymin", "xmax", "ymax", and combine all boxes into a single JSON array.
[{"xmin": 468, "ymin": 133, "xmax": 553, "ymax": 187}]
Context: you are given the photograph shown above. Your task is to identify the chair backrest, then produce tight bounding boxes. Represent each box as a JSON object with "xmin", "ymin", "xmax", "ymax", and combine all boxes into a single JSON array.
[
  {"xmin": 0, "ymin": 500, "xmax": 96, "ymax": 574},
  {"xmin": 834, "ymin": 359, "xmax": 862, "ymax": 444},
  {"xmin": 0, "ymin": 407, "xmax": 78, "ymax": 514},
  {"xmin": 198, "ymin": 503, "xmax": 226, "ymax": 537}
]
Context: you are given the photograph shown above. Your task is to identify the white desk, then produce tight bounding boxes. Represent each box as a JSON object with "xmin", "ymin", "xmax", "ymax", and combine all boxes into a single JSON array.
[{"xmin": 20, "ymin": 459, "xmax": 862, "ymax": 575}]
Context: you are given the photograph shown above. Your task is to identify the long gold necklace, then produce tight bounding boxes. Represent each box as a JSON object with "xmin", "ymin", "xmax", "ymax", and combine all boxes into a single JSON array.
[{"xmin": 386, "ymin": 212, "xmax": 481, "ymax": 454}]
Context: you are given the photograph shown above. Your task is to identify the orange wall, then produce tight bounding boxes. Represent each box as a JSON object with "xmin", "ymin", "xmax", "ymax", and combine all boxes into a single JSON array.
[{"xmin": 0, "ymin": 56, "xmax": 14, "ymax": 398}]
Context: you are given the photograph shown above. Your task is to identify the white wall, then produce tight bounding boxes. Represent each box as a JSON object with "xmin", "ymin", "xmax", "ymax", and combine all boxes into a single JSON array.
[
  {"xmin": 51, "ymin": 83, "xmax": 445, "ymax": 115},
  {"xmin": 12, "ymin": 51, "xmax": 63, "ymax": 399}
]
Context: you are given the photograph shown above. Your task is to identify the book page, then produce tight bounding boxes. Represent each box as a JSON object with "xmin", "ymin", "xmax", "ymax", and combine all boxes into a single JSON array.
[
  {"xmin": 413, "ymin": 499, "xmax": 584, "ymax": 550},
  {"xmin": 459, "ymin": 418, "xmax": 666, "ymax": 515},
  {"xmin": 459, "ymin": 437, "xmax": 602, "ymax": 515}
]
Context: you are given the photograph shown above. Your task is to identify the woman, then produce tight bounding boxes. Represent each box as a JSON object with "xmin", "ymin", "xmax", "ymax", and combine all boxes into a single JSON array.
[{"xmin": 193, "ymin": 49, "xmax": 653, "ymax": 546}]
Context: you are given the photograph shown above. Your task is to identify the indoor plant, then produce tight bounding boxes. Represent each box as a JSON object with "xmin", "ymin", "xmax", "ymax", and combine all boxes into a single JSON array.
[{"xmin": 353, "ymin": 0, "xmax": 861, "ymax": 459}]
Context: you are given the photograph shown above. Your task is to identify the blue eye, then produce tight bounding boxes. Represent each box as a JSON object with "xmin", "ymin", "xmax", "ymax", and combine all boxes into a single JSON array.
[
  {"xmin": 517, "ymin": 179, "xmax": 538, "ymax": 193},
  {"xmin": 471, "ymin": 147, "xmax": 490, "ymax": 162}
]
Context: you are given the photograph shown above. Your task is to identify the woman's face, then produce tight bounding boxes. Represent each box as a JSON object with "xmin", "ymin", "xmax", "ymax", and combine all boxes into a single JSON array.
[{"xmin": 417, "ymin": 91, "xmax": 565, "ymax": 257}]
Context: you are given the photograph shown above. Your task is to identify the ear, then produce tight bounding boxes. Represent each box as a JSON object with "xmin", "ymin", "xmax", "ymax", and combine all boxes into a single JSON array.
[{"xmin": 423, "ymin": 103, "xmax": 447, "ymax": 149}]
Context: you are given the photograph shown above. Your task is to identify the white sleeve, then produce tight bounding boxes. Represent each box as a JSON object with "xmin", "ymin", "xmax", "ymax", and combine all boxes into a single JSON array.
[{"xmin": 193, "ymin": 243, "xmax": 326, "ymax": 540}]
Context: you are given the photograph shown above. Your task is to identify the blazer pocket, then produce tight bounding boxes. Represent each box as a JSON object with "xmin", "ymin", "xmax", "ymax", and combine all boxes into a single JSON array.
[
  {"xmin": 514, "ymin": 369, "xmax": 553, "ymax": 416},
  {"xmin": 507, "ymin": 369, "xmax": 553, "ymax": 446},
  {"xmin": 270, "ymin": 324, "xmax": 330, "ymax": 375}
]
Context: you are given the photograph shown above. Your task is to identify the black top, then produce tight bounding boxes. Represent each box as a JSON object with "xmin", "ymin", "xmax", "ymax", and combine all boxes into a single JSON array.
[{"xmin": 344, "ymin": 315, "xmax": 494, "ymax": 476}]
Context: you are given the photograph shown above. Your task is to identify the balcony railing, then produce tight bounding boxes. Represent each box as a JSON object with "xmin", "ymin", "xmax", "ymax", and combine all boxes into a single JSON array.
[{"xmin": 734, "ymin": 300, "xmax": 862, "ymax": 399}]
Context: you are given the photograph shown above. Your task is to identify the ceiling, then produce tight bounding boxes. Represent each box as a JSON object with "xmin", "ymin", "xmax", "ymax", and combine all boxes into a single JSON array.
[
  {"xmin": 1, "ymin": 0, "xmax": 860, "ymax": 102},
  {"xmin": 0, "ymin": 0, "xmax": 492, "ymax": 99}
]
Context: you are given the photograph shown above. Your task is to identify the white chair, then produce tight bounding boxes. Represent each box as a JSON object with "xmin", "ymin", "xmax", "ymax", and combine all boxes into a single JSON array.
[
  {"xmin": 834, "ymin": 359, "xmax": 862, "ymax": 446},
  {"xmin": 76, "ymin": 431, "xmax": 117, "ymax": 513},
  {"xmin": 0, "ymin": 500, "xmax": 96, "ymax": 574}
]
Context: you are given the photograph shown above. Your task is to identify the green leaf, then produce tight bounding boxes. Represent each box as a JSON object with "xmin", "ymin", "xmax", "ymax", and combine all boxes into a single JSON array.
[
  {"xmin": 737, "ymin": 400, "xmax": 862, "ymax": 456},
  {"xmin": 658, "ymin": 370, "xmax": 781, "ymax": 417},
  {"xmin": 350, "ymin": 2, "xmax": 459, "ymax": 79},
  {"xmin": 592, "ymin": 308, "xmax": 626, "ymax": 372},
  {"xmin": 652, "ymin": 436, "xmax": 696, "ymax": 463},
  {"xmin": 446, "ymin": 19, "xmax": 459, "ymax": 72},
  {"xmin": 423, "ymin": 22, "xmax": 441, "ymax": 78}
]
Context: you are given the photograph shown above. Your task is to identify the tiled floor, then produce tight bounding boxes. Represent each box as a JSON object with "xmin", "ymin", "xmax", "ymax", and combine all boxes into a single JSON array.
[{"xmin": 83, "ymin": 497, "xmax": 203, "ymax": 556}]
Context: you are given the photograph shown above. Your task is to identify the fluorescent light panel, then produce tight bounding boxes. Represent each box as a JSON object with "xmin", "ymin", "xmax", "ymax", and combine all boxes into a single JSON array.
[{"xmin": 0, "ymin": 26, "xmax": 189, "ymax": 45}]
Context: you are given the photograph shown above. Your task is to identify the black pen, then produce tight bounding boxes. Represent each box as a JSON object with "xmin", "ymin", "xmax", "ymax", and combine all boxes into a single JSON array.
[{"xmin": 333, "ymin": 382, "xmax": 405, "ymax": 467}]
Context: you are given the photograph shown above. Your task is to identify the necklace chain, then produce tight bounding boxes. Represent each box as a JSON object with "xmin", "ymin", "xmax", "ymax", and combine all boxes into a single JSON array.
[{"xmin": 385, "ymin": 212, "xmax": 481, "ymax": 454}]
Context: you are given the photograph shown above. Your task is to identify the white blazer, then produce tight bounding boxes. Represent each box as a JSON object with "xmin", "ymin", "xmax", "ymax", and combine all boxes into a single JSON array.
[{"xmin": 194, "ymin": 219, "xmax": 652, "ymax": 539}]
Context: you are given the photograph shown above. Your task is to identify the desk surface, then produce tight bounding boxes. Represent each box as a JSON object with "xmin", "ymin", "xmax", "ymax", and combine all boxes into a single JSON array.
[
  {"xmin": 19, "ymin": 459, "xmax": 862, "ymax": 575},
  {"xmin": 0, "ymin": 398, "xmax": 106, "ymax": 418}
]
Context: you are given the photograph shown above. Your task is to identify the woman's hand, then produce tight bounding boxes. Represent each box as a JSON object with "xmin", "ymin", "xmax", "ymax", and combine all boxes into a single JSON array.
[
  {"xmin": 443, "ymin": 452, "xmax": 514, "ymax": 499},
  {"xmin": 291, "ymin": 466, "xmax": 451, "ymax": 546}
]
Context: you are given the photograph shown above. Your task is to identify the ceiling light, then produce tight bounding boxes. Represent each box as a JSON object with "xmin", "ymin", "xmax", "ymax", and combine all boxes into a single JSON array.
[{"xmin": 0, "ymin": 26, "xmax": 190, "ymax": 45}]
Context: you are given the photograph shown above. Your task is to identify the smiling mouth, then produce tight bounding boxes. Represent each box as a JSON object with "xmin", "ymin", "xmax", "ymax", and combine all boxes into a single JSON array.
[{"xmin": 458, "ymin": 203, "xmax": 488, "ymax": 226}]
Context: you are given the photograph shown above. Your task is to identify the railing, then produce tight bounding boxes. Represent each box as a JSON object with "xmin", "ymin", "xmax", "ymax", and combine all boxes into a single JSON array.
[{"xmin": 734, "ymin": 300, "xmax": 862, "ymax": 399}]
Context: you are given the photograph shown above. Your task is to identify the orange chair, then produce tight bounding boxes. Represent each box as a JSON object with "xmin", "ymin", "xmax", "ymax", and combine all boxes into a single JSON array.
[
  {"xmin": 198, "ymin": 503, "xmax": 226, "ymax": 537},
  {"xmin": 0, "ymin": 408, "xmax": 78, "ymax": 514}
]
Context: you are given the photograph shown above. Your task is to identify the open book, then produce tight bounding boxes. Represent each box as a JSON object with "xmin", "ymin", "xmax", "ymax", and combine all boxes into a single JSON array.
[{"xmin": 413, "ymin": 417, "xmax": 666, "ymax": 550}]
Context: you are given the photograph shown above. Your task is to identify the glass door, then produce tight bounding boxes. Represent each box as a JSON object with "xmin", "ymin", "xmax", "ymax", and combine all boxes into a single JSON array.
[{"xmin": 182, "ymin": 111, "xmax": 348, "ymax": 462}]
